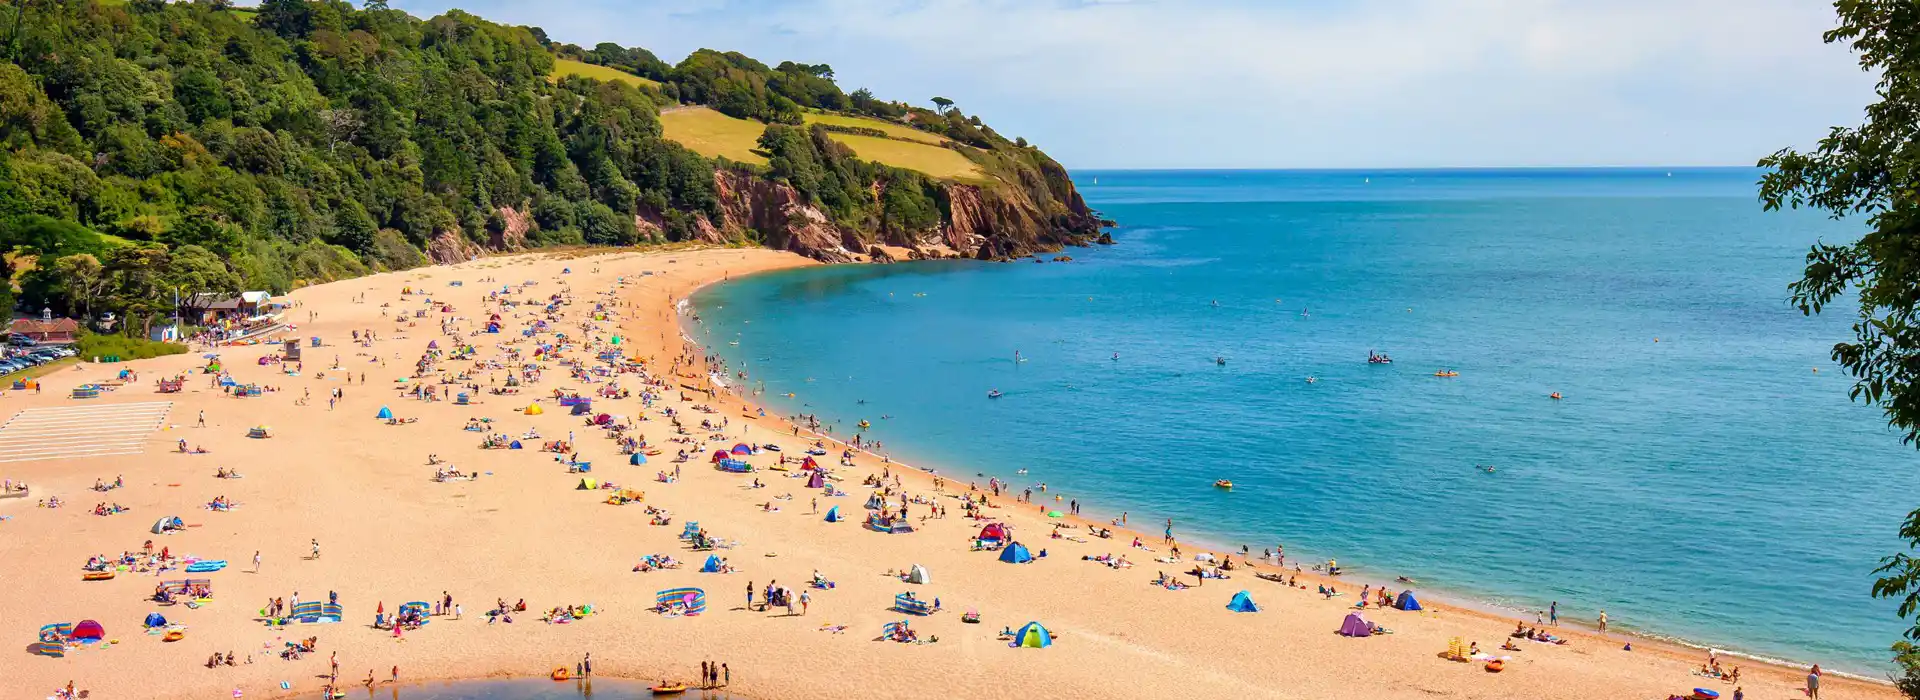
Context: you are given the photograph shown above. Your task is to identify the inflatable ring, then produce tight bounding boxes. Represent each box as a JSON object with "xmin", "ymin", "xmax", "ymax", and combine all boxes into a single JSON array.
[{"xmin": 550, "ymin": 667, "xmax": 571, "ymax": 681}]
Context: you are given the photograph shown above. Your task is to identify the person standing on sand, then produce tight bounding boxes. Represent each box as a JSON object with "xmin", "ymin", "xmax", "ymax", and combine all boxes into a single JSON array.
[
  {"xmin": 1549, "ymin": 601, "xmax": 1558, "ymax": 626},
  {"xmin": 1597, "ymin": 610, "xmax": 1608, "ymax": 633},
  {"xmin": 723, "ymin": 663, "xmax": 730, "ymax": 687},
  {"xmin": 800, "ymin": 589, "xmax": 811, "ymax": 615},
  {"xmin": 252, "ymin": 551, "xmax": 261, "ymax": 572},
  {"xmin": 746, "ymin": 581, "xmax": 754, "ymax": 611},
  {"xmin": 1808, "ymin": 665, "xmax": 1822, "ymax": 699},
  {"xmin": 583, "ymin": 652, "xmax": 591, "ymax": 677},
  {"xmin": 700, "ymin": 661, "xmax": 709, "ymax": 688},
  {"xmin": 311, "ymin": 539, "xmax": 321, "ymax": 560},
  {"xmin": 198, "ymin": 410, "xmax": 206, "ymax": 427}
]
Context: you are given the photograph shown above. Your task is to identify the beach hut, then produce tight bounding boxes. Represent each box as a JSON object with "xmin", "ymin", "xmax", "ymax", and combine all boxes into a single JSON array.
[
  {"xmin": 629, "ymin": 453, "xmax": 647, "ymax": 466},
  {"xmin": 576, "ymin": 478, "xmax": 598, "ymax": 490},
  {"xmin": 376, "ymin": 405, "xmax": 393, "ymax": 419},
  {"xmin": 71, "ymin": 620, "xmax": 105, "ymax": 642},
  {"xmin": 906, "ymin": 564, "xmax": 931, "ymax": 584},
  {"xmin": 999, "ymin": 542, "xmax": 1034, "ymax": 564},
  {"xmin": 700, "ymin": 555, "xmax": 724, "ymax": 573},
  {"xmin": 1394, "ymin": 590, "xmax": 1422, "ymax": 611},
  {"xmin": 730, "ymin": 443, "xmax": 753, "ymax": 455},
  {"xmin": 1339, "ymin": 612, "xmax": 1374, "ymax": 637},
  {"xmin": 1010, "ymin": 621, "xmax": 1052, "ymax": 648},
  {"xmin": 824, "ymin": 506, "xmax": 843, "ymax": 522},
  {"xmin": 655, "ymin": 587, "xmax": 705, "ymax": 616},
  {"xmin": 1226, "ymin": 590, "xmax": 1260, "ymax": 613},
  {"xmin": 977, "ymin": 523, "xmax": 1010, "ymax": 544},
  {"xmin": 144, "ymin": 612, "xmax": 168, "ymax": 629}
]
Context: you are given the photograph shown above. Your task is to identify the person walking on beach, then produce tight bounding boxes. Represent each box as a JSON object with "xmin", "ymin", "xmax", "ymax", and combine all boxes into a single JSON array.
[
  {"xmin": 1807, "ymin": 665, "xmax": 1822, "ymax": 699},
  {"xmin": 722, "ymin": 663, "xmax": 730, "ymax": 687},
  {"xmin": 1597, "ymin": 610, "xmax": 1608, "ymax": 634},
  {"xmin": 311, "ymin": 539, "xmax": 321, "ymax": 560},
  {"xmin": 197, "ymin": 410, "xmax": 206, "ymax": 428},
  {"xmin": 1549, "ymin": 601, "xmax": 1558, "ymax": 626},
  {"xmin": 582, "ymin": 652, "xmax": 592, "ymax": 677},
  {"xmin": 800, "ymin": 589, "xmax": 811, "ymax": 615},
  {"xmin": 252, "ymin": 550, "xmax": 261, "ymax": 572},
  {"xmin": 1165, "ymin": 518, "xmax": 1175, "ymax": 544}
]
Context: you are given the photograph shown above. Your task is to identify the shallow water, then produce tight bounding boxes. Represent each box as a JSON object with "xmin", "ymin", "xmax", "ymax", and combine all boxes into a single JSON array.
[{"xmin": 691, "ymin": 167, "xmax": 1919, "ymax": 673}]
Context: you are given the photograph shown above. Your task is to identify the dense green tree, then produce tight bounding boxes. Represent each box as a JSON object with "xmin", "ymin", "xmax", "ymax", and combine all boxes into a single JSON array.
[{"xmin": 1762, "ymin": 1, "xmax": 1920, "ymax": 688}]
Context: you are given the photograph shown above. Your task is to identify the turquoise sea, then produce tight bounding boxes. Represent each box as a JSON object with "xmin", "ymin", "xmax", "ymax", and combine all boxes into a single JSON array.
[{"xmin": 690, "ymin": 168, "xmax": 1919, "ymax": 674}]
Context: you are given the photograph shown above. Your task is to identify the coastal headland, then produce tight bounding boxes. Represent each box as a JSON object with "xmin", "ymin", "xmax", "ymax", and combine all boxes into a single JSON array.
[{"xmin": 0, "ymin": 247, "xmax": 1892, "ymax": 700}]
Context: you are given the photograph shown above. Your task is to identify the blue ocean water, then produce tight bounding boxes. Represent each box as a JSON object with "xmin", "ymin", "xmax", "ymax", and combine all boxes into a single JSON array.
[{"xmin": 690, "ymin": 168, "xmax": 1919, "ymax": 673}]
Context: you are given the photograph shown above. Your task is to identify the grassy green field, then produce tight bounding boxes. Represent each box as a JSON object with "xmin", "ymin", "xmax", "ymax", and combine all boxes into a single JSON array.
[
  {"xmin": 802, "ymin": 112, "xmax": 948, "ymax": 145},
  {"xmin": 661, "ymin": 107, "xmax": 983, "ymax": 179},
  {"xmin": 824, "ymin": 132, "xmax": 984, "ymax": 180},
  {"xmin": 659, "ymin": 107, "xmax": 771, "ymax": 165},
  {"xmin": 550, "ymin": 59, "xmax": 660, "ymax": 90},
  {"xmin": 0, "ymin": 357, "xmax": 76, "ymax": 385}
]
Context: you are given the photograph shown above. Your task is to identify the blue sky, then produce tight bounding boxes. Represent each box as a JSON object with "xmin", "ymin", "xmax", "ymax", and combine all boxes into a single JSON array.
[{"xmin": 374, "ymin": 0, "xmax": 1877, "ymax": 170}]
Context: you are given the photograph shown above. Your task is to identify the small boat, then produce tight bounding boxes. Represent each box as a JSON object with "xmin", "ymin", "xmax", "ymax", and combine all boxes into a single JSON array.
[
  {"xmin": 1434, "ymin": 370, "xmax": 1458, "ymax": 377},
  {"xmin": 551, "ymin": 668, "xmax": 572, "ymax": 681},
  {"xmin": 1215, "ymin": 357, "xmax": 1226, "ymax": 366},
  {"xmin": 987, "ymin": 390, "xmax": 1003, "ymax": 399},
  {"xmin": 1368, "ymin": 351, "xmax": 1392, "ymax": 364},
  {"xmin": 1214, "ymin": 480, "xmax": 1233, "ymax": 489},
  {"xmin": 651, "ymin": 683, "xmax": 688, "ymax": 695},
  {"xmin": 83, "ymin": 571, "xmax": 115, "ymax": 581},
  {"xmin": 762, "ymin": 444, "xmax": 781, "ymax": 452},
  {"xmin": 1484, "ymin": 659, "xmax": 1505, "ymax": 673}
]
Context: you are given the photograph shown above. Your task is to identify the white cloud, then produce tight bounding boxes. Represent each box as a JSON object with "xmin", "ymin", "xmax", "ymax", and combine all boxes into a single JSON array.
[{"xmin": 395, "ymin": 0, "xmax": 1877, "ymax": 169}]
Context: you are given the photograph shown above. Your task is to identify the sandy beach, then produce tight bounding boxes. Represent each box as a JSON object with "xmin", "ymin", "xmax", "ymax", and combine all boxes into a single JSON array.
[{"xmin": 0, "ymin": 246, "xmax": 1893, "ymax": 700}]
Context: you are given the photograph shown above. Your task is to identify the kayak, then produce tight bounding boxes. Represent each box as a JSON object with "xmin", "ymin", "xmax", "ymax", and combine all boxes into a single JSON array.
[{"xmin": 651, "ymin": 684, "xmax": 688, "ymax": 695}]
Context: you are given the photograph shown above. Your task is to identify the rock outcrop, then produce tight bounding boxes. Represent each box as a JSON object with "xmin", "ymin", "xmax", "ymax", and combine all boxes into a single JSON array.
[
  {"xmin": 491, "ymin": 206, "xmax": 531, "ymax": 251},
  {"xmin": 708, "ymin": 169, "xmax": 861, "ymax": 262},
  {"xmin": 426, "ymin": 227, "xmax": 485, "ymax": 264}
]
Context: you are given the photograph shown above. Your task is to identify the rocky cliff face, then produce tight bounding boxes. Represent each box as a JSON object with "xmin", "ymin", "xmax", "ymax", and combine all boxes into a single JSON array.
[
  {"xmin": 704, "ymin": 170, "xmax": 863, "ymax": 262},
  {"xmin": 426, "ymin": 226, "xmax": 484, "ymax": 264},
  {"xmin": 695, "ymin": 165, "xmax": 1101, "ymax": 263}
]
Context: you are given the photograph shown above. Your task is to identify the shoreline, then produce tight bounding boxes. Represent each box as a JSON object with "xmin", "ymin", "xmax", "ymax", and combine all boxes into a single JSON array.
[
  {"xmin": 678, "ymin": 259, "xmax": 1893, "ymax": 684},
  {"xmin": 2, "ymin": 246, "xmax": 1894, "ymax": 700}
]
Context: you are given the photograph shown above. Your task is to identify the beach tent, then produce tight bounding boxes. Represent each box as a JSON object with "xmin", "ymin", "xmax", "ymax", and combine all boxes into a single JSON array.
[
  {"xmin": 524, "ymin": 403, "xmax": 544, "ymax": 415},
  {"xmin": 1394, "ymin": 590, "xmax": 1422, "ymax": 611},
  {"xmin": 906, "ymin": 564, "xmax": 931, "ymax": 584},
  {"xmin": 630, "ymin": 453, "xmax": 647, "ymax": 466},
  {"xmin": 71, "ymin": 620, "xmax": 105, "ymax": 641},
  {"xmin": 801, "ymin": 456, "xmax": 818, "ymax": 469},
  {"xmin": 711, "ymin": 450, "xmax": 730, "ymax": 463},
  {"xmin": 825, "ymin": 506, "xmax": 842, "ymax": 522},
  {"xmin": 576, "ymin": 478, "xmax": 598, "ymax": 490},
  {"xmin": 151, "ymin": 516, "xmax": 184, "ymax": 534},
  {"xmin": 700, "ymin": 555, "xmax": 724, "ymax": 573},
  {"xmin": 999, "ymin": 542, "xmax": 1034, "ymax": 564},
  {"xmin": 509, "ymin": 440, "xmax": 523, "ymax": 450},
  {"xmin": 144, "ymin": 612, "xmax": 168, "ymax": 628},
  {"xmin": 1226, "ymin": 590, "xmax": 1260, "ymax": 613},
  {"xmin": 806, "ymin": 471, "xmax": 826, "ymax": 489},
  {"xmin": 730, "ymin": 443, "xmax": 753, "ymax": 455},
  {"xmin": 978, "ymin": 523, "xmax": 1010, "ymax": 543},
  {"xmin": 1011, "ymin": 621, "xmax": 1052, "ymax": 648},
  {"xmin": 571, "ymin": 403, "xmax": 591, "ymax": 416},
  {"xmin": 1339, "ymin": 612, "xmax": 1374, "ymax": 637},
  {"xmin": 376, "ymin": 406, "xmax": 393, "ymax": 419}
]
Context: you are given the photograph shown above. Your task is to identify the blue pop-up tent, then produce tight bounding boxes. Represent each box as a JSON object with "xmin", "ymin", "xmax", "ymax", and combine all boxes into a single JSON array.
[
  {"xmin": 999, "ymin": 541, "xmax": 1033, "ymax": 564},
  {"xmin": 1226, "ymin": 590, "xmax": 1259, "ymax": 613},
  {"xmin": 1394, "ymin": 590, "xmax": 1422, "ymax": 611},
  {"xmin": 825, "ymin": 506, "xmax": 842, "ymax": 522},
  {"xmin": 630, "ymin": 453, "xmax": 647, "ymax": 465},
  {"xmin": 376, "ymin": 406, "xmax": 393, "ymax": 419},
  {"xmin": 1011, "ymin": 621, "xmax": 1051, "ymax": 648},
  {"xmin": 700, "ymin": 555, "xmax": 724, "ymax": 573}
]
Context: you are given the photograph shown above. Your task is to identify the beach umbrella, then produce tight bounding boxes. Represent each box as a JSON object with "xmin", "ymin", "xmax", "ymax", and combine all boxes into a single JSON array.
[{"xmin": 630, "ymin": 453, "xmax": 647, "ymax": 465}]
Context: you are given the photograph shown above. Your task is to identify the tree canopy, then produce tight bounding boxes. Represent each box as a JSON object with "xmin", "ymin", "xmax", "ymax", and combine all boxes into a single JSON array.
[{"xmin": 1760, "ymin": 0, "xmax": 1920, "ymax": 688}]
